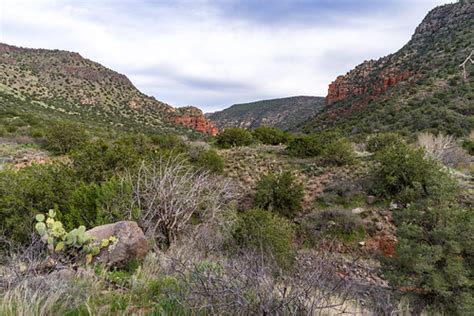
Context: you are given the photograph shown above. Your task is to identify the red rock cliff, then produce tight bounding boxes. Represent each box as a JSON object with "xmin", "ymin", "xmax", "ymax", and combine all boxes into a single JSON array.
[
  {"xmin": 174, "ymin": 107, "xmax": 218, "ymax": 136},
  {"xmin": 326, "ymin": 60, "xmax": 411, "ymax": 106}
]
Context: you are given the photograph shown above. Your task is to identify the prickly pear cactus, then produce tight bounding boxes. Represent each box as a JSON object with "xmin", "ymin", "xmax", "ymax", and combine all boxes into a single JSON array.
[{"xmin": 35, "ymin": 210, "xmax": 118, "ymax": 264}]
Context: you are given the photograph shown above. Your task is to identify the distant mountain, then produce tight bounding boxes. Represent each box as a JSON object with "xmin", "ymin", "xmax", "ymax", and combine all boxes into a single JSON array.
[
  {"xmin": 298, "ymin": 1, "xmax": 473, "ymax": 137},
  {"xmin": 208, "ymin": 96, "xmax": 325, "ymax": 130},
  {"xmin": 0, "ymin": 43, "xmax": 217, "ymax": 136}
]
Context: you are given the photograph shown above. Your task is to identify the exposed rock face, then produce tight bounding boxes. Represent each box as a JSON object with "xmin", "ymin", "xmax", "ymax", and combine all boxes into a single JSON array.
[
  {"xmin": 174, "ymin": 106, "xmax": 218, "ymax": 136},
  {"xmin": 326, "ymin": 63, "xmax": 411, "ymax": 106},
  {"xmin": 86, "ymin": 221, "xmax": 149, "ymax": 267}
]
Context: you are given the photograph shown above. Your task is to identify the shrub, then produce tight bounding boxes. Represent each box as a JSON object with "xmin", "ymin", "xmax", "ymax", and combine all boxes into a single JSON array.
[
  {"xmin": 0, "ymin": 162, "xmax": 77, "ymax": 243},
  {"xmin": 417, "ymin": 132, "xmax": 470, "ymax": 167},
  {"xmin": 254, "ymin": 171, "xmax": 304, "ymax": 218},
  {"xmin": 286, "ymin": 135, "xmax": 322, "ymax": 158},
  {"xmin": 129, "ymin": 157, "xmax": 235, "ymax": 248},
  {"xmin": 215, "ymin": 128, "xmax": 254, "ymax": 149},
  {"xmin": 44, "ymin": 121, "xmax": 88, "ymax": 154},
  {"xmin": 232, "ymin": 209, "xmax": 295, "ymax": 269},
  {"xmin": 382, "ymin": 197, "xmax": 473, "ymax": 314},
  {"xmin": 461, "ymin": 139, "xmax": 474, "ymax": 155},
  {"xmin": 192, "ymin": 149, "xmax": 224, "ymax": 174},
  {"xmin": 370, "ymin": 142, "xmax": 451, "ymax": 203},
  {"xmin": 253, "ymin": 127, "xmax": 289, "ymax": 145},
  {"xmin": 300, "ymin": 209, "xmax": 365, "ymax": 245},
  {"xmin": 366, "ymin": 133, "xmax": 404, "ymax": 153},
  {"xmin": 319, "ymin": 137, "xmax": 355, "ymax": 166}
]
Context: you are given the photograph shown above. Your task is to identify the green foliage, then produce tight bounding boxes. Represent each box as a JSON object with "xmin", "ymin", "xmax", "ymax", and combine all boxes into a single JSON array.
[
  {"xmin": 215, "ymin": 128, "xmax": 254, "ymax": 149},
  {"xmin": 64, "ymin": 176, "xmax": 138, "ymax": 228},
  {"xmin": 254, "ymin": 171, "xmax": 304, "ymax": 218},
  {"xmin": 287, "ymin": 132, "xmax": 355, "ymax": 166},
  {"xmin": 286, "ymin": 135, "xmax": 322, "ymax": 158},
  {"xmin": 44, "ymin": 121, "xmax": 89, "ymax": 154},
  {"xmin": 35, "ymin": 209, "xmax": 117, "ymax": 263},
  {"xmin": 382, "ymin": 197, "xmax": 473, "ymax": 314},
  {"xmin": 319, "ymin": 137, "xmax": 355, "ymax": 166},
  {"xmin": 253, "ymin": 127, "xmax": 289, "ymax": 145},
  {"xmin": 192, "ymin": 149, "xmax": 224, "ymax": 174},
  {"xmin": 462, "ymin": 138, "xmax": 474, "ymax": 155},
  {"xmin": 233, "ymin": 209, "xmax": 295, "ymax": 269},
  {"xmin": 300, "ymin": 209, "xmax": 366, "ymax": 245},
  {"xmin": 370, "ymin": 142, "xmax": 452, "ymax": 203},
  {"xmin": 0, "ymin": 162, "xmax": 77, "ymax": 243},
  {"xmin": 366, "ymin": 133, "xmax": 404, "ymax": 153}
]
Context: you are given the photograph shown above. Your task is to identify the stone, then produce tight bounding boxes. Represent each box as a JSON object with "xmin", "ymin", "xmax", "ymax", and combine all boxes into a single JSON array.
[
  {"xmin": 351, "ymin": 207, "xmax": 366, "ymax": 215},
  {"xmin": 365, "ymin": 195, "xmax": 376, "ymax": 205},
  {"xmin": 86, "ymin": 221, "xmax": 149, "ymax": 268}
]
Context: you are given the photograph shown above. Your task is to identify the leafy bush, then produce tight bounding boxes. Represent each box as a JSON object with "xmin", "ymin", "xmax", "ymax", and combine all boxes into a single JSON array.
[
  {"xmin": 300, "ymin": 209, "xmax": 365, "ymax": 245},
  {"xmin": 461, "ymin": 138, "xmax": 474, "ymax": 155},
  {"xmin": 366, "ymin": 133, "xmax": 404, "ymax": 153},
  {"xmin": 44, "ymin": 121, "xmax": 88, "ymax": 154},
  {"xmin": 287, "ymin": 132, "xmax": 355, "ymax": 166},
  {"xmin": 382, "ymin": 196, "xmax": 473, "ymax": 314},
  {"xmin": 232, "ymin": 209, "xmax": 295, "ymax": 269},
  {"xmin": 254, "ymin": 171, "xmax": 304, "ymax": 218},
  {"xmin": 216, "ymin": 128, "xmax": 254, "ymax": 149},
  {"xmin": 253, "ymin": 127, "xmax": 289, "ymax": 145},
  {"xmin": 370, "ymin": 142, "xmax": 451, "ymax": 203},
  {"xmin": 319, "ymin": 137, "xmax": 355, "ymax": 166},
  {"xmin": 191, "ymin": 149, "xmax": 224, "ymax": 174},
  {"xmin": 0, "ymin": 162, "xmax": 77, "ymax": 243},
  {"xmin": 286, "ymin": 135, "xmax": 322, "ymax": 158}
]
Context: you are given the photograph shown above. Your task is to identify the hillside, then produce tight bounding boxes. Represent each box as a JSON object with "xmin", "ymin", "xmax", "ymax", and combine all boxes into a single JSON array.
[
  {"xmin": 0, "ymin": 43, "xmax": 217, "ymax": 136},
  {"xmin": 208, "ymin": 96, "xmax": 325, "ymax": 130},
  {"xmin": 298, "ymin": 1, "xmax": 474, "ymax": 137}
]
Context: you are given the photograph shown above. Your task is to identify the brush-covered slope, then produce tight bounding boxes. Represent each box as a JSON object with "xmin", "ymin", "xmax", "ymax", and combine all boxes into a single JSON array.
[
  {"xmin": 208, "ymin": 96, "xmax": 325, "ymax": 130},
  {"xmin": 0, "ymin": 43, "xmax": 217, "ymax": 136},
  {"xmin": 298, "ymin": 1, "xmax": 474, "ymax": 137}
]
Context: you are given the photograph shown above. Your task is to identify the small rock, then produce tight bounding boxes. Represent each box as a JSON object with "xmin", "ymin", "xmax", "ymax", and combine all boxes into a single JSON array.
[
  {"xmin": 375, "ymin": 222, "xmax": 384, "ymax": 231},
  {"xmin": 87, "ymin": 221, "xmax": 149, "ymax": 268},
  {"xmin": 359, "ymin": 241, "xmax": 366, "ymax": 246},
  {"xmin": 352, "ymin": 207, "xmax": 366, "ymax": 214},
  {"xmin": 365, "ymin": 195, "xmax": 376, "ymax": 205}
]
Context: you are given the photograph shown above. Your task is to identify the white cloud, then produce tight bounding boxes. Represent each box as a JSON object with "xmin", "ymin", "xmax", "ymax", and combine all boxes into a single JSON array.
[{"xmin": 0, "ymin": 0, "xmax": 453, "ymax": 111}]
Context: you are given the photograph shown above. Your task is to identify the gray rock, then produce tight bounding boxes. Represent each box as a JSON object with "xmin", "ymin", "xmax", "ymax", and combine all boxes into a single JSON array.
[
  {"xmin": 351, "ymin": 207, "xmax": 366, "ymax": 215},
  {"xmin": 87, "ymin": 221, "xmax": 149, "ymax": 268}
]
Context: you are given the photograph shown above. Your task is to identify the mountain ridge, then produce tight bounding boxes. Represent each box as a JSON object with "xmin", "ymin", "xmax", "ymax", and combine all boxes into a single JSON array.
[{"xmin": 0, "ymin": 43, "xmax": 218, "ymax": 136}]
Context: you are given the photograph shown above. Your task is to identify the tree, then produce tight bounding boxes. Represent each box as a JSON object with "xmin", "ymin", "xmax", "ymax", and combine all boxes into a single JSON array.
[
  {"xmin": 254, "ymin": 171, "xmax": 304, "ymax": 218},
  {"xmin": 215, "ymin": 128, "xmax": 254, "ymax": 149}
]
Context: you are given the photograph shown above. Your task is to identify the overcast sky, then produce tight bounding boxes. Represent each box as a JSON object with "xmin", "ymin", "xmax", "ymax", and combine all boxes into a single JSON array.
[{"xmin": 0, "ymin": 0, "xmax": 453, "ymax": 112}]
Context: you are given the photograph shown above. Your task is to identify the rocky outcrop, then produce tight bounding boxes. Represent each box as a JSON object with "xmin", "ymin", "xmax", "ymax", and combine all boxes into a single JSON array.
[
  {"xmin": 174, "ymin": 106, "xmax": 218, "ymax": 136},
  {"xmin": 86, "ymin": 221, "xmax": 149, "ymax": 267},
  {"xmin": 326, "ymin": 61, "xmax": 411, "ymax": 106}
]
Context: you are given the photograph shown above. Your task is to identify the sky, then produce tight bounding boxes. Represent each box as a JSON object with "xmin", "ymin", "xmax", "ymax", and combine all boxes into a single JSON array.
[{"xmin": 0, "ymin": 0, "xmax": 453, "ymax": 112}]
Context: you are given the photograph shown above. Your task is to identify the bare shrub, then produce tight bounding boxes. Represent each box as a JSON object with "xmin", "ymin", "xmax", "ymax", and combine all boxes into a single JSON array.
[
  {"xmin": 417, "ymin": 132, "xmax": 470, "ymax": 167},
  {"xmin": 142, "ymin": 249, "xmax": 396, "ymax": 315},
  {"xmin": 130, "ymin": 156, "xmax": 236, "ymax": 248}
]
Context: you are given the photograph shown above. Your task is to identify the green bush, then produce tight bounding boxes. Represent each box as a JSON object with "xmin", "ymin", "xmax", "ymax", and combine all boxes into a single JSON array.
[
  {"xmin": 319, "ymin": 137, "xmax": 355, "ymax": 166},
  {"xmin": 286, "ymin": 135, "xmax": 322, "ymax": 158},
  {"xmin": 192, "ymin": 149, "xmax": 224, "ymax": 174},
  {"xmin": 216, "ymin": 128, "xmax": 254, "ymax": 149},
  {"xmin": 0, "ymin": 162, "xmax": 77, "ymax": 243},
  {"xmin": 366, "ymin": 133, "xmax": 404, "ymax": 153},
  {"xmin": 233, "ymin": 209, "xmax": 295, "ymax": 269},
  {"xmin": 382, "ymin": 196, "xmax": 473, "ymax": 314},
  {"xmin": 44, "ymin": 121, "xmax": 89, "ymax": 154},
  {"xmin": 253, "ymin": 127, "xmax": 289, "ymax": 145},
  {"xmin": 300, "ymin": 209, "xmax": 365, "ymax": 245},
  {"xmin": 254, "ymin": 171, "xmax": 304, "ymax": 218},
  {"xmin": 370, "ymin": 143, "xmax": 450, "ymax": 202},
  {"xmin": 462, "ymin": 139, "xmax": 474, "ymax": 155},
  {"xmin": 286, "ymin": 132, "xmax": 354, "ymax": 166}
]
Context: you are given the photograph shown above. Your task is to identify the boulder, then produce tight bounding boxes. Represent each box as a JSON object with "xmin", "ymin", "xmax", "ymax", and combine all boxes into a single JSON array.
[
  {"xmin": 86, "ymin": 221, "xmax": 149, "ymax": 267},
  {"xmin": 351, "ymin": 207, "xmax": 366, "ymax": 215}
]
